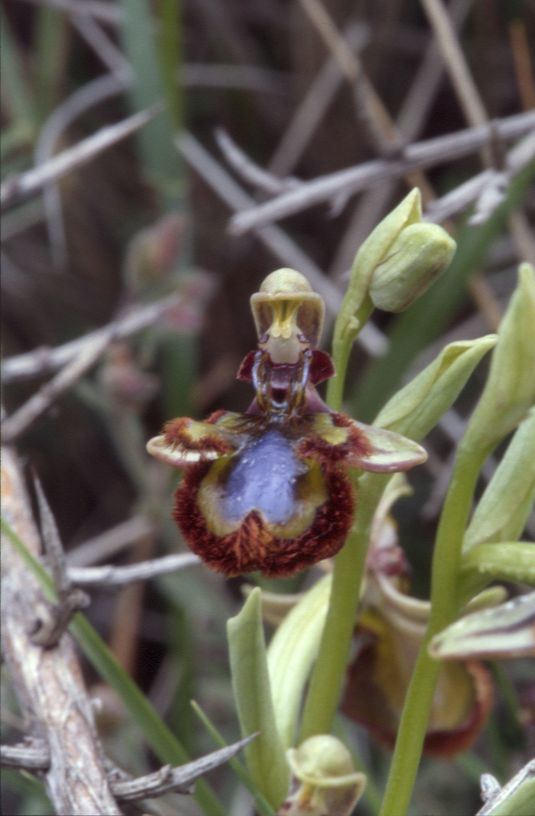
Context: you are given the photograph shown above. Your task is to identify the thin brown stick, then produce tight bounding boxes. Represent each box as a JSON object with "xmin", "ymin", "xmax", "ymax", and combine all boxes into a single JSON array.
[
  {"xmin": 330, "ymin": 0, "xmax": 472, "ymax": 275},
  {"xmin": 267, "ymin": 24, "xmax": 368, "ymax": 177},
  {"xmin": 298, "ymin": 0, "xmax": 398, "ymax": 150},
  {"xmin": 420, "ymin": 0, "xmax": 488, "ymax": 129},
  {"xmin": 108, "ymin": 533, "xmax": 155, "ymax": 674},
  {"xmin": 1, "ymin": 446, "xmax": 121, "ymax": 814}
]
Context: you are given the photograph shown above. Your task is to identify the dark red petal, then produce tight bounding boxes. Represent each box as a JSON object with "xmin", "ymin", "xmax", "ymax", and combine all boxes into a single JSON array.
[
  {"xmin": 236, "ymin": 351, "xmax": 256, "ymax": 382},
  {"xmin": 173, "ymin": 463, "xmax": 355, "ymax": 577},
  {"xmin": 296, "ymin": 412, "xmax": 372, "ymax": 466},
  {"xmin": 309, "ymin": 349, "xmax": 336, "ymax": 385},
  {"xmin": 163, "ymin": 415, "xmax": 236, "ymax": 456}
]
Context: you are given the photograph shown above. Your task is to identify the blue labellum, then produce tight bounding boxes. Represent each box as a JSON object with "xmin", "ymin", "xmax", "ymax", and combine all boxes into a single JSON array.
[{"xmin": 223, "ymin": 429, "xmax": 306, "ymax": 525}]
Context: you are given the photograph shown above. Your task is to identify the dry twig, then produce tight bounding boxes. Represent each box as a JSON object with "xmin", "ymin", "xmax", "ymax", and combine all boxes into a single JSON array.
[
  {"xmin": 1, "ymin": 734, "xmax": 257, "ymax": 802},
  {"xmin": 215, "ymin": 128, "xmax": 300, "ymax": 195},
  {"xmin": 178, "ymin": 132, "xmax": 387, "ymax": 357},
  {"xmin": 1, "ymin": 325, "xmax": 115, "ymax": 443},
  {"xmin": 68, "ymin": 552, "xmax": 201, "ymax": 588},
  {"xmin": 230, "ymin": 110, "xmax": 535, "ymax": 234},
  {"xmin": 1, "ymin": 292, "xmax": 185, "ymax": 384}
]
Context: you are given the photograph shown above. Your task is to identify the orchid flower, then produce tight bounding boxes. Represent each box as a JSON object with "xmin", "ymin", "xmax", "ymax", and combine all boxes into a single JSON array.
[{"xmin": 147, "ymin": 268, "xmax": 426, "ymax": 576}]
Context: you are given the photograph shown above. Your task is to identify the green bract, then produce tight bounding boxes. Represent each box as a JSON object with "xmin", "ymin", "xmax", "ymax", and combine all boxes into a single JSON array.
[
  {"xmin": 227, "ymin": 588, "xmax": 290, "ymax": 808},
  {"xmin": 463, "ymin": 406, "xmax": 535, "ymax": 551},
  {"xmin": 374, "ymin": 335, "xmax": 496, "ymax": 440},
  {"xmin": 267, "ymin": 576, "xmax": 331, "ymax": 748}
]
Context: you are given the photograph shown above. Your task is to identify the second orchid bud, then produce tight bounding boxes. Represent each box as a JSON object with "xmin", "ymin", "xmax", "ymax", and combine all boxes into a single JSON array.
[{"xmin": 368, "ymin": 220, "xmax": 456, "ymax": 312}]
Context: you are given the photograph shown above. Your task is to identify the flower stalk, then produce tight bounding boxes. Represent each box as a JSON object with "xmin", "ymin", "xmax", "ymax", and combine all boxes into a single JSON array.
[{"xmin": 379, "ymin": 263, "xmax": 535, "ymax": 816}]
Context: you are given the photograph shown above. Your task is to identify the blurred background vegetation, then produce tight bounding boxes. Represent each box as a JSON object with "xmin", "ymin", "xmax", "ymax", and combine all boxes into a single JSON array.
[{"xmin": 1, "ymin": 0, "xmax": 534, "ymax": 814}]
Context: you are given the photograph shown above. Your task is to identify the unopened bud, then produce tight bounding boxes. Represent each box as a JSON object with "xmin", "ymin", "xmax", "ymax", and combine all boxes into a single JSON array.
[
  {"xmin": 278, "ymin": 735, "xmax": 366, "ymax": 816},
  {"xmin": 369, "ymin": 222, "xmax": 456, "ymax": 312}
]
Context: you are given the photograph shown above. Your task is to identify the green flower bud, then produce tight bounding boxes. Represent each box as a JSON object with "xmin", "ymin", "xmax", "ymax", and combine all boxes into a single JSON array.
[
  {"xmin": 462, "ymin": 542, "xmax": 535, "ymax": 591},
  {"xmin": 335, "ymin": 189, "xmax": 422, "ymax": 337},
  {"xmin": 368, "ymin": 222, "xmax": 456, "ymax": 312},
  {"xmin": 329, "ymin": 188, "xmax": 456, "ymax": 407},
  {"xmin": 280, "ymin": 735, "xmax": 366, "ymax": 816}
]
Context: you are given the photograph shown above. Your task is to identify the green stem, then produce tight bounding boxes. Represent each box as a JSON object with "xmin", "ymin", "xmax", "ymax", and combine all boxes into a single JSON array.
[
  {"xmin": 327, "ymin": 298, "xmax": 374, "ymax": 410},
  {"xmin": 378, "ymin": 446, "xmax": 486, "ymax": 816},
  {"xmin": 299, "ymin": 473, "xmax": 387, "ymax": 739},
  {"xmin": 300, "ymin": 294, "xmax": 376, "ymax": 739}
]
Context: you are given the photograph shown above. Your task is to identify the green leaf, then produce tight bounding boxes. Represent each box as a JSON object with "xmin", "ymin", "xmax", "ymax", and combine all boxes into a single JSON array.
[
  {"xmin": 191, "ymin": 700, "xmax": 275, "ymax": 816},
  {"xmin": 462, "ymin": 542, "xmax": 535, "ymax": 589},
  {"xmin": 374, "ymin": 335, "xmax": 496, "ymax": 440},
  {"xmin": 429, "ymin": 591, "xmax": 535, "ymax": 661},
  {"xmin": 464, "ymin": 407, "xmax": 535, "ymax": 550},
  {"xmin": 267, "ymin": 575, "xmax": 331, "ymax": 747},
  {"xmin": 227, "ymin": 588, "xmax": 290, "ymax": 808},
  {"xmin": 476, "ymin": 761, "xmax": 535, "ymax": 816},
  {"xmin": 465, "ymin": 264, "xmax": 535, "ymax": 454},
  {"xmin": 119, "ymin": 0, "xmax": 182, "ymax": 206},
  {"xmin": 1, "ymin": 9, "xmax": 37, "ymax": 132}
]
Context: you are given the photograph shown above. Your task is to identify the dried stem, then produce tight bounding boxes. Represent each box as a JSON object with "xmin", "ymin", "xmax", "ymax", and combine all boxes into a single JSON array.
[
  {"xmin": 1, "ymin": 446, "xmax": 121, "ymax": 814},
  {"xmin": 66, "ymin": 516, "xmax": 155, "ymax": 566}
]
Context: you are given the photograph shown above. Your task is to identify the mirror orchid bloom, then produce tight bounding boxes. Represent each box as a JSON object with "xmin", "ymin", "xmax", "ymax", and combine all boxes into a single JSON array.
[{"xmin": 146, "ymin": 269, "xmax": 427, "ymax": 577}]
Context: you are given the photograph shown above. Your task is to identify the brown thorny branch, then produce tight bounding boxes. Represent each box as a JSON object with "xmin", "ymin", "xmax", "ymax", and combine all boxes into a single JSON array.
[
  {"xmin": 1, "ymin": 291, "xmax": 187, "ymax": 384},
  {"xmin": 0, "ymin": 446, "xmax": 254, "ymax": 812},
  {"xmin": 227, "ymin": 110, "xmax": 535, "ymax": 235},
  {"xmin": 0, "ymin": 106, "xmax": 161, "ymax": 210},
  {"xmin": 0, "ymin": 295, "xmax": 183, "ymax": 445}
]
